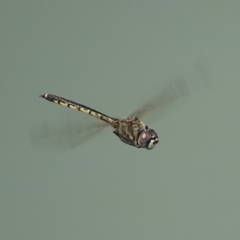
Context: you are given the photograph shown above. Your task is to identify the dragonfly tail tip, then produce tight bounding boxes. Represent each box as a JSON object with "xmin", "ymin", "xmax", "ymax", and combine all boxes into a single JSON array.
[{"xmin": 39, "ymin": 94, "xmax": 47, "ymax": 98}]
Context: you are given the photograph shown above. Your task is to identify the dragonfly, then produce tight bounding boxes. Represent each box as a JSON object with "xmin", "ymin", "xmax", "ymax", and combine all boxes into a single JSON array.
[{"xmin": 38, "ymin": 78, "xmax": 190, "ymax": 150}]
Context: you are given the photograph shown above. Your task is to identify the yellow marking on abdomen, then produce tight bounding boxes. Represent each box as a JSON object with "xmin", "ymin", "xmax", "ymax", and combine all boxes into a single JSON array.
[
  {"xmin": 79, "ymin": 107, "xmax": 90, "ymax": 114},
  {"xmin": 69, "ymin": 105, "xmax": 80, "ymax": 111},
  {"xmin": 91, "ymin": 112, "xmax": 100, "ymax": 117},
  {"xmin": 59, "ymin": 102, "xmax": 68, "ymax": 107}
]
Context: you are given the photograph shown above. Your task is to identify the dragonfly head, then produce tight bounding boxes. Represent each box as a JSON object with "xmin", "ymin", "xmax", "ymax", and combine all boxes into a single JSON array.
[{"xmin": 138, "ymin": 129, "xmax": 159, "ymax": 150}]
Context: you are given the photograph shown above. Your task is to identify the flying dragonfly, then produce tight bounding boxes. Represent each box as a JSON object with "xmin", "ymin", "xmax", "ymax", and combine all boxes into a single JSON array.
[{"xmin": 38, "ymin": 78, "xmax": 190, "ymax": 150}]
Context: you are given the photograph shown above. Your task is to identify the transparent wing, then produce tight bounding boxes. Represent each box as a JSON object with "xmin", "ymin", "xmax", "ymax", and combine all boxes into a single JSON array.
[
  {"xmin": 29, "ymin": 118, "xmax": 108, "ymax": 152},
  {"xmin": 129, "ymin": 60, "xmax": 212, "ymax": 124},
  {"xmin": 129, "ymin": 76, "xmax": 191, "ymax": 124}
]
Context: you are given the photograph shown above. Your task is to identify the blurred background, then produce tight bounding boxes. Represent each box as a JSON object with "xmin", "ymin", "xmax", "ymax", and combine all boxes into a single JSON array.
[{"xmin": 1, "ymin": 1, "xmax": 240, "ymax": 239}]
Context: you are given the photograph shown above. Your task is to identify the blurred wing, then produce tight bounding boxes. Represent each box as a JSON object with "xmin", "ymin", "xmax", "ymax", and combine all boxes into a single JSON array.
[
  {"xmin": 129, "ymin": 76, "xmax": 191, "ymax": 124},
  {"xmin": 29, "ymin": 119, "xmax": 108, "ymax": 152}
]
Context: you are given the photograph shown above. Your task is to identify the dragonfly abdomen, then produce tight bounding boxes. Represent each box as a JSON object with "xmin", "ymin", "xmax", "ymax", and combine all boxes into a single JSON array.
[{"xmin": 40, "ymin": 94, "xmax": 114, "ymax": 125}]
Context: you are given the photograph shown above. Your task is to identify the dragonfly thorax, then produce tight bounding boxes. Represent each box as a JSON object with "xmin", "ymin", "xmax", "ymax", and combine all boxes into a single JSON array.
[
  {"xmin": 112, "ymin": 118, "xmax": 158, "ymax": 150},
  {"xmin": 138, "ymin": 128, "xmax": 159, "ymax": 150}
]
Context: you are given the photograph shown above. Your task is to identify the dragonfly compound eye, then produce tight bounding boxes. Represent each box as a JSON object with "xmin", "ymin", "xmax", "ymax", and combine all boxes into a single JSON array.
[{"xmin": 138, "ymin": 129, "xmax": 159, "ymax": 150}]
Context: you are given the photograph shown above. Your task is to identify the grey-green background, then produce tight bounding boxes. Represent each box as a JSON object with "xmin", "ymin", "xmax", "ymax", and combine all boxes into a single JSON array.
[{"xmin": 1, "ymin": 1, "xmax": 240, "ymax": 239}]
